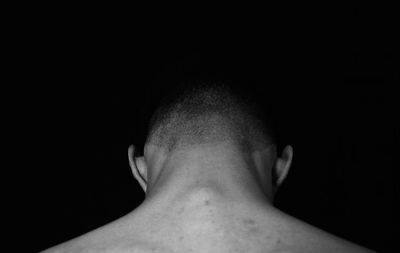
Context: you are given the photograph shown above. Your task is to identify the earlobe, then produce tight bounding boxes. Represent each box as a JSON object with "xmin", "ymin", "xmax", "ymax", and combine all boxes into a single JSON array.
[
  {"xmin": 275, "ymin": 145, "xmax": 293, "ymax": 187},
  {"xmin": 128, "ymin": 145, "xmax": 148, "ymax": 192}
]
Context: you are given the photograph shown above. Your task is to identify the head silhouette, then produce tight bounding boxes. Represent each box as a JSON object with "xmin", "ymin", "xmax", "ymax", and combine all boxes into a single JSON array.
[{"xmin": 129, "ymin": 80, "xmax": 293, "ymax": 204}]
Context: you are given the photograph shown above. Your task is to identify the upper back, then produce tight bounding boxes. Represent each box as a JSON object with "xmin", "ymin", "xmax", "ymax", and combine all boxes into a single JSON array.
[
  {"xmin": 41, "ymin": 200, "xmax": 375, "ymax": 253},
  {"xmin": 125, "ymin": 203, "xmax": 374, "ymax": 253}
]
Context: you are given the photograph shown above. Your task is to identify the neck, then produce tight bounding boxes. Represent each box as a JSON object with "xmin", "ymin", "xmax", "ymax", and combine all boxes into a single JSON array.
[{"xmin": 141, "ymin": 143, "xmax": 275, "ymax": 214}]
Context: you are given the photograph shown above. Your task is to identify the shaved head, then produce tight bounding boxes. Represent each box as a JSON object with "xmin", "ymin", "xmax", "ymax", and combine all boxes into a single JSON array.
[{"xmin": 146, "ymin": 80, "xmax": 278, "ymax": 156}]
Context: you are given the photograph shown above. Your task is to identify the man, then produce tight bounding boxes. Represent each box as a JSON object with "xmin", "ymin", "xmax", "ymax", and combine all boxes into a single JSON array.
[{"xmin": 41, "ymin": 81, "xmax": 376, "ymax": 252}]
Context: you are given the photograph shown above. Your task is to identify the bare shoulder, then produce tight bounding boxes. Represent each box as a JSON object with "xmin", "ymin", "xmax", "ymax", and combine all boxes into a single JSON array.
[
  {"xmin": 272, "ymin": 210, "xmax": 377, "ymax": 253},
  {"xmin": 39, "ymin": 206, "xmax": 376, "ymax": 253},
  {"xmin": 38, "ymin": 220, "xmax": 176, "ymax": 253},
  {"xmin": 38, "ymin": 235, "xmax": 101, "ymax": 253},
  {"xmin": 39, "ymin": 237, "xmax": 176, "ymax": 253},
  {"xmin": 38, "ymin": 224, "xmax": 120, "ymax": 253},
  {"xmin": 39, "ymin": 240, "xmax": 85, "ymax": 253}
]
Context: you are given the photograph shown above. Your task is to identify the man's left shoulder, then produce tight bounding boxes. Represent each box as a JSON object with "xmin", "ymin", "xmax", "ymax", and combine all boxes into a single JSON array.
[
  {"xmin": 39, "ymin": 238, "xmax": 94, "ymax": 253},
  {"xmin": 39, "ymin": 230, "xmax": 105, "ymax": 253}
]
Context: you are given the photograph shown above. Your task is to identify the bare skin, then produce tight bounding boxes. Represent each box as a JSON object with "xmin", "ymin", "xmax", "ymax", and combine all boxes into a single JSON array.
[{"xmin": 40, "ymin": 142, "xmax": 376, "ymax": 253}]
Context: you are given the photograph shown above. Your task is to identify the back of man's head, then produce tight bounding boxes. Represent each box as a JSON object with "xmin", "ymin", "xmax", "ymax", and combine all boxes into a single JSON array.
[{"xmin": 146, "ymin": 80, "xmax": 277, "ymax": 156}]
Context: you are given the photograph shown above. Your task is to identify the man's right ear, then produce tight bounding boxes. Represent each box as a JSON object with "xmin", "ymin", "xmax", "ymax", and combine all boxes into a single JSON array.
[{"xmin": 128, "ymin": 145, "xmax": 148, "ymax": 193}]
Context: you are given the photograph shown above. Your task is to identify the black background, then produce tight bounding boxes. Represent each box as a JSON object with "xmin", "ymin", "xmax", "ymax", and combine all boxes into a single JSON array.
[{"xmin": 12, "ymin": 4, "xmax": 398, "ymax": 253}]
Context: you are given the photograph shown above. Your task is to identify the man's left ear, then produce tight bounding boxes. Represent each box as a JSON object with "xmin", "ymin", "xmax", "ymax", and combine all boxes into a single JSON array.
[{"xmin": 128, "ymin": 145, "xmax": 148, "ymax": 192}]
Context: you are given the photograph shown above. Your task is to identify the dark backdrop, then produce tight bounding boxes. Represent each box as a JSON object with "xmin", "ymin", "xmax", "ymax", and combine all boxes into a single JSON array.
[{"xmin": 17, "ymin": 5, "xmax": 398, "ymax": 253}]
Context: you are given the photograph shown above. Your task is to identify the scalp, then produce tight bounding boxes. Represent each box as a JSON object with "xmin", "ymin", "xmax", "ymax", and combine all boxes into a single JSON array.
[{"xmin": 146, "ymin": 80, "xmax": 275, "ymax": 154}]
